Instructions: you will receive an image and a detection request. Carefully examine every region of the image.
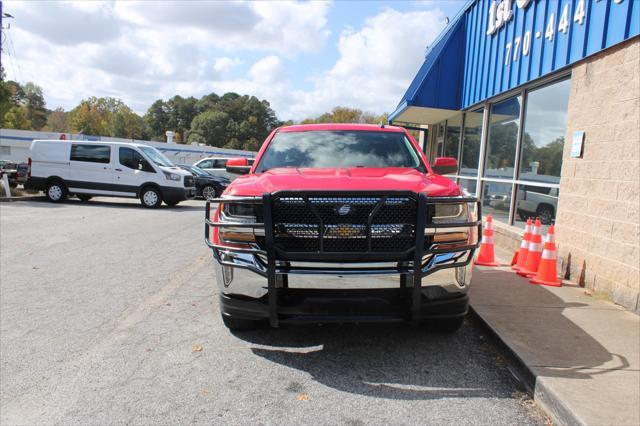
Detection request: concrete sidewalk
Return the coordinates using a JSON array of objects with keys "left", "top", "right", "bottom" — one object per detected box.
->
[{"left": 469, "top": 256, "right": 640, "bottom": 426}]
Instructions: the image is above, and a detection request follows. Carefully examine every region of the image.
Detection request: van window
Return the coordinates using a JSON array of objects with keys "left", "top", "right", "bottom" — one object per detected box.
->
[
  {"left": 119, "top": 147, "right": 155, "bottom": 172},
  {"left": 213, "top": 159, "right": 228, "bottom": 168},
  {"left": 70, "top": 144, "right": 111, "bottom": 164}
]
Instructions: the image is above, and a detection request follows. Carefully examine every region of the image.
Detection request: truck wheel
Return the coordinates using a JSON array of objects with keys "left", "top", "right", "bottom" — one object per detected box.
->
[
  {"left": 201, "top": 185, "right": 216, "bottom": 200},
  {"left": 140, "top": 187, "right": 162, "bottom": 208},
  {"left": 221, "top": 314, "right": 263, "bottom": 331},
  {"left": 46, "top": 180, "right": 67, "bottom": 202},
  {"left": 77, "top": 194, "right": 92, "bottom": 202},
  {"left": 431, "top": 317, "right": 464, "bottom": 333}
]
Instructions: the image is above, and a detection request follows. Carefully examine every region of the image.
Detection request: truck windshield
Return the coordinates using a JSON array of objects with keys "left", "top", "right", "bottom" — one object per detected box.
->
[
  {"left": 140, "top": 146, "right": 174, "bottom": 167},
  {"left": 256, "top": 131, "right": 423, "bottom": 172}
]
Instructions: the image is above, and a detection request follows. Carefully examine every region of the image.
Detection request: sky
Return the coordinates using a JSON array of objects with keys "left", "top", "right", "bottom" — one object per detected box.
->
[{"left": 1, "top": 0, "right": 466, "bottom": 121}]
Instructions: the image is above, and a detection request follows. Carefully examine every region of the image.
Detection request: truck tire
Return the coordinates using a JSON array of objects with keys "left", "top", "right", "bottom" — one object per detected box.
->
[
  {"left": 46, "top": 180, "right": 67, "bottom": 203},
  {"left": 431, "top": 317, "right": 464, "bottom": 333},
  {"left": 221, "top": 314, "right": 263, "bottom": 331},
  {"left": 140, "top": 186, "right": 162, "bottom": 208},
  {"left": 536, "top": 205, "right": 554, "bottom": 225}
]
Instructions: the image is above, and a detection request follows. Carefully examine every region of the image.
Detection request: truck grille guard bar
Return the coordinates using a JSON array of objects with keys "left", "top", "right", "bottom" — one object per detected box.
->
[{"left": 205, "top": 192, "right": 481, "bottom": 326}]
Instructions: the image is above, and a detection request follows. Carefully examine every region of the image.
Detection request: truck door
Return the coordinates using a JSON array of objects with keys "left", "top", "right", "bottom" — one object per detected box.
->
[
  {"left": 68, "top": 144, "right": 116, "bottom": 194},
  {"left": 115, "top": 147, "right": 157, "bottom": 196}
]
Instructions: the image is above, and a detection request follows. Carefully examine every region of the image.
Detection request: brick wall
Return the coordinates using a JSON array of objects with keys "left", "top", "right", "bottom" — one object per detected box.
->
[{"left": 557, "top": 37, "right": 640, "bottom": 312}]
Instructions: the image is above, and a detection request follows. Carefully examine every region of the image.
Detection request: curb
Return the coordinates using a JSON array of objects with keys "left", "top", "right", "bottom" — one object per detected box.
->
[
  {"left": 468, "top": 304, "right": 583, "bottom": 426},
  {"left": 0, "top": 196, "right": 45, "bottom": 202}
]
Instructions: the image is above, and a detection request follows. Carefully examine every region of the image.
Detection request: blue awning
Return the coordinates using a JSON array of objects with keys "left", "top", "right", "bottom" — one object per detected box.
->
[{"left": 389, "top": 15, "right": 467, "bottom": 125}]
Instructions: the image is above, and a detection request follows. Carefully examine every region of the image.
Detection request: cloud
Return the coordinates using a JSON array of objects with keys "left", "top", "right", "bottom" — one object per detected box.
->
[
  {"left": 248, "top": 56, "right": 285, "bottom": 85},
  {"left": 2, "top": 1, "right": 446, "bottom": 123},
  {"left": 5, "top": 1, "right": 122, "bottom": 46},
  {"left": 293, "top": 8, "right": 446, "bottom": 118},
  {"left": 213, "top": 57, "right": 242, "bottom": 75}
]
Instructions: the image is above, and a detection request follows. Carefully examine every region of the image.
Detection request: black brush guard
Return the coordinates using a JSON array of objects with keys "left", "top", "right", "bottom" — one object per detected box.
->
[{"left": 205, "top": 191, "right": 481, "bottom": 326}]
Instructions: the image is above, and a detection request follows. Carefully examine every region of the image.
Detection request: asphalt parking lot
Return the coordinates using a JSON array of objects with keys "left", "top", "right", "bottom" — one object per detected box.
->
[{"left": 1, "top": 197, "right": 547, "bottom": 425}]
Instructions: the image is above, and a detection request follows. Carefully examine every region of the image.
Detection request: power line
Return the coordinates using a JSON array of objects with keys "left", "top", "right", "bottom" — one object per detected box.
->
[{"left": 6, "top": 30, "right": 24, "bottom": 82}]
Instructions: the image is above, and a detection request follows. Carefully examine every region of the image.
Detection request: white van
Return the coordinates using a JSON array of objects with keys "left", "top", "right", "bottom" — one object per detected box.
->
[{"left": 25, "top": 140, "right": 196, "bottom": 208}]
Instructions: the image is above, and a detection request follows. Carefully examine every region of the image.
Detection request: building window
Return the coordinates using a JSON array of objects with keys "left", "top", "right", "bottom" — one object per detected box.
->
[
  {"left": 444, "top": 115, "right": 462, "bottom": 160},
  {"left": 482, "top": 181, "right": 513, "bottom": 224},
  {"left": 485, "top": 95, "right": 521, "bottom": 180},
  {"left": 460, "top": 108, "right": 483, "bottom": 177},
  {"left": 514, "top": 185, "right": 559, "bottom": 226},
  {"left": 517, "top": 78, "right": 571, "bottom": 184},
  {"left": 458, "top": 178, "right": 477, "bottom": 196}
]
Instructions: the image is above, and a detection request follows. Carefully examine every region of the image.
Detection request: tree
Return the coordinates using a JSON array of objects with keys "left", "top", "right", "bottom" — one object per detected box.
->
[
  {"left": 189, "top": 110, "right": 230, "bottom": 147},
  {"left": 0, "top": 67, "right": 12, "bottom": 127},
  {"left": 69, "top": 99, "right": 109, "bottom": 135},
  {"left": 111, "top": 106, "right": 146, "bottom": 139},
  {"left": 46, "top": 107, "right": 70, "bottom": 132},
  {"left": 23, "top": 82, "right": 47, "bottom": 130},
  {"left": 4, "top": 106, "right": 32, "bottom": 129},
  {"left": 144, "top": 99, "right": 168, "bottom": 141},
  {"left": 301, "top": 107, "right": 388, "bottom": 125}
]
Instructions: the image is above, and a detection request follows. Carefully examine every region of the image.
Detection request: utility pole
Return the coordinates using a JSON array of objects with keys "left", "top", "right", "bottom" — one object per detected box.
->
[{"left": 1, "top": 0, "right": 15, "bottom": 59}]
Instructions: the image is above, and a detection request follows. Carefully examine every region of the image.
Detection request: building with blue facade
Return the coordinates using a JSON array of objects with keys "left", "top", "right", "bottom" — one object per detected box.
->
[{"left": 391, "top": 0, "right": 639, "bottom": 311}]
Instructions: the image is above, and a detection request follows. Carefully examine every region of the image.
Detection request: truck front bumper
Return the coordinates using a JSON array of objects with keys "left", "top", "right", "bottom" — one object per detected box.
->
[
  {"left": 213, "top": 257, "right": 472, "bottom": 324},
  {"left": 206, "top": 192, "right": 481, "bottom": 326}
]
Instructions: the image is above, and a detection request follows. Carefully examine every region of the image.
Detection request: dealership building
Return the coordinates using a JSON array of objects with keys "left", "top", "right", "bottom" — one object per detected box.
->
[{"left": 390, "top": 0, "right": 639, "bottom": 311}]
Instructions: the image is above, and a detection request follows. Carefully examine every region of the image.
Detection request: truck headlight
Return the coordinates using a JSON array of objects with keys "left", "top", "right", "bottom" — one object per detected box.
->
[
  {"left": 218, "top": 203, "right": 257, "bottom": 243},
  {"left": 430, "top": 202, "right": 475, "bottom": 244},
  {"left": 163, "top": 171, "right": 181, "bottom": 181}
]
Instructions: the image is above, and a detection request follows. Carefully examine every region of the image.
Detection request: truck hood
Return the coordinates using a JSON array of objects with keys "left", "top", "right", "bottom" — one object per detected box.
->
[{"left": 225, "top": 167, "right": 461, "bottom": 197}]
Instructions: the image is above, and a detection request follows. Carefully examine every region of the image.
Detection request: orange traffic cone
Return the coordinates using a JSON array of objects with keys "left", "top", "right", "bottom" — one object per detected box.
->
[
  {"left": 530, "top": 225, "right": 561, "bottom": 287},
  {"left": 474, "top": 215, "right": 500, "bottom": 267},
  {"left": 518, "top": 218, "right": 542, "bottom": 277},
  {"left": 512, "top": 218, "right": 532, "bottom": 271}
]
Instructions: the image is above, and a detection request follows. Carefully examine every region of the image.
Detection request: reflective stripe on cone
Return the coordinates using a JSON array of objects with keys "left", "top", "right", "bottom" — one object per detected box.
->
[
  {"left": 512, "top": 218, "right": 532, "bottom": 271},
  {"left": 518, "top": 218, "right": 542, "bottom": 277},
  {"left": 530, "top": 225, "right": 561, "bottom": 287},
  {"left": 474, "top": 214, "right": 500, "bottom": 267}
]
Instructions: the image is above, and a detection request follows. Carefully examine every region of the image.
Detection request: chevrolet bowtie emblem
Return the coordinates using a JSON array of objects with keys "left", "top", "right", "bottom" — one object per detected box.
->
[{"left": 337, "top": 204, "right": 352, "bottom": 215}]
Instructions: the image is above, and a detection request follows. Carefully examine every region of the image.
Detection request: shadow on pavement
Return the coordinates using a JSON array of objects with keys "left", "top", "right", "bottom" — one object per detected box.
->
[
  {"left": 232, "top": 320, "right": 528, "bottom": 400},
  {"left": 470, "top": 268, "right": 631, "bottom": 380}
]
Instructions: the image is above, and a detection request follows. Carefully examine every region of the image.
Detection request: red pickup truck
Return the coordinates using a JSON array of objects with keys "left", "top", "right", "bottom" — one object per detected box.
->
[{"left": 205, "top": 124, "right": 480, "bottom": 332}]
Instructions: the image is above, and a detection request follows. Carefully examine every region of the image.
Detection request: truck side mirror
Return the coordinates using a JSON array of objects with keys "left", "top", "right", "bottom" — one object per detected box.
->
[
  {"left": 432, "top": 157, "right": 458, "bottom": 175},
  {"left": 226, "top": 157, "right": 251, "bottom": 175}
]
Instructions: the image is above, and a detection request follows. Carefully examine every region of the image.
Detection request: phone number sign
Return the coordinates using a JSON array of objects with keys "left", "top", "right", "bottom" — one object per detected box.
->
[{"left": 461, "top": 0, "right": 639, "bottom": 108}]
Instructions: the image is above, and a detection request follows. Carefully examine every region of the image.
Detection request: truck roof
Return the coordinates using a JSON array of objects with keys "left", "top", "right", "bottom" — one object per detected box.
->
[{"left": 277, "top": 123, "right": 407, "bottom": 133}]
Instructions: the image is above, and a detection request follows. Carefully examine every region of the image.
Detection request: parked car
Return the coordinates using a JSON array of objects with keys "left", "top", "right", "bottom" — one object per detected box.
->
[
  {"left": 194, "top": 156, "right": 254, "bottom": 179},
  {"left": 205, "top": 124, "right": 480, "bottom": 332},
  {"left": 15, "top": 163, "right": 29, "bottom": 186},
  {"left": 177, "top": 164, "right": 230, "bottom": 199},
  {"left": 516, "top": 186, "right": 558, "bottom": 224},
  {"left": 0, "top": 161, "right": 18, "bottom": 187},
  {"left": 24, "top": 140, "right": 196, "bottom": 207}
]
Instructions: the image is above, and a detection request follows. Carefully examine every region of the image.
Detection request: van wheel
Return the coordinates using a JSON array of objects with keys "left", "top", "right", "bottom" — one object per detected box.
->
[
  {"left": 46, "top": 181, "right": 67, "bottom": 202},
  {"left": 140, "top": 187, "right": 162, "bottom": 208},
  {"left": 77, "top": 194, "right": 92, "bottom": 202},
  {"left": 221, "top": 314, "right": 264, "bottom": 331}
]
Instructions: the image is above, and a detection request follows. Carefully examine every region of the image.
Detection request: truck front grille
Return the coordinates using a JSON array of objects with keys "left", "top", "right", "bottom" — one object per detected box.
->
[{"left": 271, "top": 194, "right": 417, "bottom": 254}]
